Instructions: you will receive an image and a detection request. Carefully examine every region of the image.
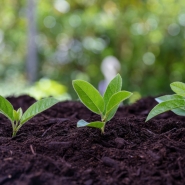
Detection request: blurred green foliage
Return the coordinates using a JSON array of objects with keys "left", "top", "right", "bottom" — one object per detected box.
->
[
  {"left": 0, "top": 0, "right": 185, "bottom": 98},
  {"left": 25, "top": 78, "right": 70, "bottom": 100}
]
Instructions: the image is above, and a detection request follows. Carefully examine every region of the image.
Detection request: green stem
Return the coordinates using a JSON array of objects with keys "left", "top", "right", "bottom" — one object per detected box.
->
[
  {"left": 11, "top": 121, "right": 15, "bottom": 137},
  {"left": 15, "top": 121, "right": 18, "bottom": 127},
  {"left": 11, "top": 121, "right": 17, "bottom": 137},
  {"left": 16, "top": 123, "right": 22, "bottom": 131},
  {"left": 101, "top": 122, "right": 106, "bottom": 134},
  {"left": 13, "top": 122, "right": 23, "bottom": 137},
  {"left": 12, "top": 130, "right": 17, "bottom": 137},
  {"left": 101, "top": 115, "right": 106, "bottom": 123}
]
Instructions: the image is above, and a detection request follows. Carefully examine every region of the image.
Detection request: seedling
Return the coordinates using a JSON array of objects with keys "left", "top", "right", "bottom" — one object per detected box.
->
[
  {"left": 0, "top": 96, "right": 60, "bottom": 137},
  {"left": 146, "top": 82, "right": 185, "bottom": 121},
  {"left": 72, "top": 74, "right": 133, "bottom": 133}
]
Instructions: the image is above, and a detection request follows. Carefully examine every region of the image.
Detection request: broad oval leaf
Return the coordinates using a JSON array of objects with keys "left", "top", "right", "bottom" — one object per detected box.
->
[
  {"left": 105, "top": 105, "right": 119, "bottom": 122},
  {"left": 77, "top": 119, "right": 105, "bottom": 132},
  {"left": 155, "top": 94, "right": 184, "bottom": 103},
  {"left": 103, "top": 74, "right": 122, "bottom": 110},
  {"left": 0, "top": 95, "right": 14, "bottom": 121},
  {"left": 73, "top": 80, "right": 104, "bottom": 115},
  {"left": 170, "top": 82, "right": 185, "bottom": 96},
  {"left": 20, "top": 97, "right": 60, "bottom": 125},
  {"left": 105, "top": 91, "right": 132, "bottom": 118},
  {"left": 155, "top": 95, "right": 185, "bottom": 116},
  {"left": 146, "top": 99, "right": 185, "bottom": 121},
  {"left": 172, "top": 108, "right": 185, "bottom": 116}
]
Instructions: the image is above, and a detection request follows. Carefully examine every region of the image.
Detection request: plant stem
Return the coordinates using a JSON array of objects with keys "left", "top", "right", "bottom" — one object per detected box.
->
[
  {"left": 15, "top": 121, "right": 18, "bottom": 127},
  {"left": 11, "top": 121, "right": 16, "bottom": 137},
  {"left": 11, "top": 121, "right": 19, "bottom": 137},
  {"left": 12, "top": 130, "right": 17, "bottom": 137},
  {"left": 101, "top": 116, "right": 106, "bottom": 123},
  {"left": 101, "top": 122, "right": 105, "bottom": 134}
]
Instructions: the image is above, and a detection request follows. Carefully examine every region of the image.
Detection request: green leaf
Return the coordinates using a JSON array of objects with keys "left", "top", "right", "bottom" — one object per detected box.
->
[
  {"left": 17, "top": 108, "right": 23, "bottom": 120},
  {"left": 155, "top": 94, "right": 184, "bottom": 103},
  {"left": 0, "top": 95, "right": 14, "bottom": 121},
  {"left": 103, "top": 74, "right": 122, "bottom": 110},
  {"left": 155, "top": 95, "right": 185, "bottom": 116},
  {"left": 172, "top": 108, "right": 185, "bottom": 116},
  {"left": 77, "top": 119, "right": 105, "bottom": 132},
  {"left": 20, "top": 97, "right": 59, "bottom": 125},
  {"left": 13, "top": 108, "right": 23, "bottom": 121},
  {"left": 13, "top": 110, "right": 19, "bottom": 122},
  {"left": 105, "top": 105, "right": 119, "bottom": 122},
  {"left": 77, "top": 119, "right": 89, "bottom": 127},
  {"left": 105, "top": 91, "right": 132, "bottom": 119},
  {"left": 170, "top": 82, "right": 185, "bottom": 96},
  {"left": 146, "top": 99, "right": 185, "bottom": 121},
  {"left": 72, "top": 80, "right": 104, "bottom": 115}
]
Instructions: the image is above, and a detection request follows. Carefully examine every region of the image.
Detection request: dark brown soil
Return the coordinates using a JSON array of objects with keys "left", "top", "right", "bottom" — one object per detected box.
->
[{"left": 1, "top": 95, "right": 185, "bottom": 185}]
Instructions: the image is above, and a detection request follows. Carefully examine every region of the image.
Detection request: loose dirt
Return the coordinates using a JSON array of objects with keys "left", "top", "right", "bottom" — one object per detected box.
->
[{"left": 0, "top": 95, "right": 185, "bottom": 185}]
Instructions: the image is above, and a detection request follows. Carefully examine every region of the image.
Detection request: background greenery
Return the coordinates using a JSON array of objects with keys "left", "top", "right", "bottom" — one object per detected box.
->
[{"left": 0, "top": 0, "right": 185, "bottom": 99}]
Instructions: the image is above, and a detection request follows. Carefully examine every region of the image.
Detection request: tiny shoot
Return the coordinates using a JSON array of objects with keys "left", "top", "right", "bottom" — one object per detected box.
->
[
  {"left": 146, "top": 82, "right": 185, "bottom": 121},
  {"left": 72, "top": 74, "right": 133, "bottom": 133},
  {"left": 0, "top": 96, "right": 60, "bottom": 137}
]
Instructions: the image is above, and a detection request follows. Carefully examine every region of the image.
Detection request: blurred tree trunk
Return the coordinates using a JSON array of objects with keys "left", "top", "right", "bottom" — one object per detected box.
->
[{"left": 26, "top": 0, "right": 38, "bottom": 83}]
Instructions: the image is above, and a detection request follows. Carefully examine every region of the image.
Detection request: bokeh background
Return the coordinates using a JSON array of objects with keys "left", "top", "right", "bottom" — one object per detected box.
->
[{"left": 1, "top": 0, "right": 185, "bottom": 101}]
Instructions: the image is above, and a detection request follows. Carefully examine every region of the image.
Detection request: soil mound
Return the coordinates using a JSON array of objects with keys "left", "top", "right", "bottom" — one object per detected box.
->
[{"left": 0, "top": 95, "right": 185, "bottom": 185}]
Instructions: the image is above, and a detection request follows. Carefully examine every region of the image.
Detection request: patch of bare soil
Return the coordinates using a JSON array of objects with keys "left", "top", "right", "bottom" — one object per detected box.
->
[{"left": 0, "top": 95, "right": 185, "bottom": 185}]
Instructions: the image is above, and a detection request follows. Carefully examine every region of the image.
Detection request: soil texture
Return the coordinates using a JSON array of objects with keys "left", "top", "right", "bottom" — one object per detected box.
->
[{"left": 0, "top": 95, "right": 185, "bottom": 185}]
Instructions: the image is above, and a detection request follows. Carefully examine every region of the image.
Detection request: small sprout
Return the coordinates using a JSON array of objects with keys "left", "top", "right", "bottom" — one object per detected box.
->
[
  {"left": 0, "top": 96, "right": 60, "bottom": 137},
  {"left": 13, "top": 108, "right": 23, "bottom": 122},
  {"left": 73, "top": 74, "right": 133, "bottom": 133},
  {"left": 146, "top": 82, "right": 185, "bottom": 122}
]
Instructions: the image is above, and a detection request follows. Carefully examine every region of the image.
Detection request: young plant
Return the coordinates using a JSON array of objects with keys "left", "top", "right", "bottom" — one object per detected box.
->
[
  {"left": 72, "top": 74, "right": 133, "bottom": 133},
  {"left": 0, "top": 96, "right": 60, "bottom": 137},
  {"left": 146, "top": 82, "right": 185, "bottom": 122}
]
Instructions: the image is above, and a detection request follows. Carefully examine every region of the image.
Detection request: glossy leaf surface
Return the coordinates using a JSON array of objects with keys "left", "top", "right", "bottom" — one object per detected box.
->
[
  {"left": 103, "top": 74, "right": 122, "bottom": 110},
  {"left": 105, "top": 91, "right": 132, "bottom": 118},
  {"left": 0, "top": 95, "right": 14, "bottom": 121},
  {"left": 170, "top": 82, "right": 185, "bottom": 96},
  {"left": 20, "top": 97, "right": 59, "bottom": 125},
  {"left": 73, "top": 80, "right": 104, "bottom": 115},
  {"left": 155, "top": 94, "right": 184, "bottom": 103},
  {"left": 155, "top": 94, "right": 185, "bottom": 116},
  {"left": 146, "top": 99, "right": 185, "bottom": 121},
  {"left": 105, "top": 105, "right": 119, "bottom": 122},
  {"left": 77, "top": 119, "right": 105, "bottom": 132}
]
